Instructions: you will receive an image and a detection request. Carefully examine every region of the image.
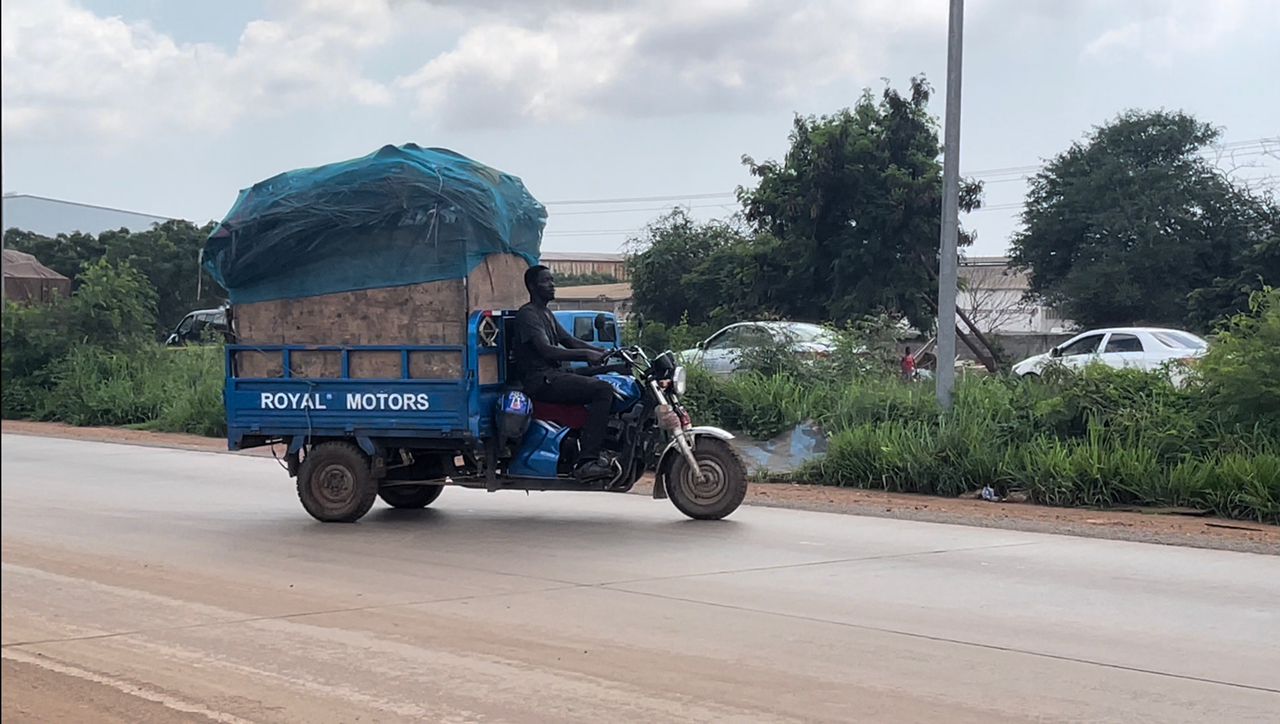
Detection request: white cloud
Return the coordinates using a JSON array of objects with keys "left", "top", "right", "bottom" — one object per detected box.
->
[
  {"left": 396, "top": 0, "right": 946, "bottom": 128},
  {"left": 20, "top": 0, "right": 1269, "bottom": 144},
  {"left": 1082, "top": 0, "right": 1277, "bottom": 66},
  {"left": 1, "top": 0, "right": 394, "bottom": 141}
]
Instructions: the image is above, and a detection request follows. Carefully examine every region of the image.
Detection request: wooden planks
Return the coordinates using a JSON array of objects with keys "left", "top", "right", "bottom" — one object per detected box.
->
[{"left": 232, "top": 253, "right": 527, "bottom": 379}]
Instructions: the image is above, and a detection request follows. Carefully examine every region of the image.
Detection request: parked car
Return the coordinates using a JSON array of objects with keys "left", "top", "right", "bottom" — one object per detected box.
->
[
  {"left": 1011, "top": 327, "right": 1208, "bottom": 377},
  {"left": 166, "top": 307, "right": 229, "bottom": 346},
  {"left": 678, "top": 321, "right": 837, "bottom": 375}
]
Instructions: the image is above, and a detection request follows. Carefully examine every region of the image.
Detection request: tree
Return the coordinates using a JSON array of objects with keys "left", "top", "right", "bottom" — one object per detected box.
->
[
  {"left": 4, "top": 220, "right": 221, "bottom": 334},
  {"left": 1010, "top": 110, "right": 1279, "bottom": 331},
  {"left": 3, "top": 259, "right": 158, "bottom": 417},
  {"left": 1186, "top": 230, "right": 1280, "bottom": 331},
  {"left": 739, "top": 76, "right": 982, "bottom": 331},
  {"left": 626, "top": 209, "right": 752, "bottom": 326}
]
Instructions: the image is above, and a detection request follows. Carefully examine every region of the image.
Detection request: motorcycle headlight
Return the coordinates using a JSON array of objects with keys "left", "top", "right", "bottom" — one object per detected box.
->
[{"left": 672, "top": 366, "right": 687, "bottom": 396}]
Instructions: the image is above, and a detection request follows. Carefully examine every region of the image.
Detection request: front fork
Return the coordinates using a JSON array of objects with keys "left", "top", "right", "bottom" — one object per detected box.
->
[{"left": 651, "top": 382, "right": 705, "bottom": 483}]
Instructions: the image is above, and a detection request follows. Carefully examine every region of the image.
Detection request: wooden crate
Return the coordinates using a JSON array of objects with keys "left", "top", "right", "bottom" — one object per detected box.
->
[{"left": 232, "top": 253, "right": 527, "bottom": 379}]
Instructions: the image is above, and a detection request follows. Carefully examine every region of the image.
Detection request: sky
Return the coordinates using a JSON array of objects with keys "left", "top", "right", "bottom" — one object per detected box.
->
[{"left": 2, "top": 0, "right": 1278, "bottom": 257}]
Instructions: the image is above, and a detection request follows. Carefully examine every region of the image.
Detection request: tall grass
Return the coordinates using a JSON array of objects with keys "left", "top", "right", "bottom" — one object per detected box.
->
[
  {"left": 690, "top": 365, "right": 1280, "bottom": 523},
  {"left": 32, "top": 345, "right": 225, "bottom": 436}
]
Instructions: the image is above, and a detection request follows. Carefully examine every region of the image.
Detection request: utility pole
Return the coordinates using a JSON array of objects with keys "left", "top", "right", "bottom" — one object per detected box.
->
[{"left": 936, "top": 0, "right": 965, "bottom": 410}]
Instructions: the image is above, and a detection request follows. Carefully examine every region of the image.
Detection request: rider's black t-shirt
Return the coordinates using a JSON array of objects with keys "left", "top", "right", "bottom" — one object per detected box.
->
[{"left": 512, "top": 302, "right": 571, "bottom": 384}]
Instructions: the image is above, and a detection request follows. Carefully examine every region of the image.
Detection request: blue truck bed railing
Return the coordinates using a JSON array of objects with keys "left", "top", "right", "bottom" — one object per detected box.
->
[{"left": 224, "top": 312, "right": 510, "bottom": 452}]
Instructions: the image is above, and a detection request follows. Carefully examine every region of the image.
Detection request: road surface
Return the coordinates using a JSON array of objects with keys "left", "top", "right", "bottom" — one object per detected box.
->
[{"left": 2, "top": 434, "right": 1278, "bottom": 723}]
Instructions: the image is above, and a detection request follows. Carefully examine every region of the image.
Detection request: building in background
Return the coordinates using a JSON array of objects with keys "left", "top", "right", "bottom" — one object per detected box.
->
[
  {"left": 541, "top": 251, "right": 627, "bottom": 281},
  {"left": 958, "top": 256, "right": 1072, "bottom": 335},
  {"left": 941, "top": 256, "right": 1074, "bottom": 365},
  {"left": 549, "top": 282, "right": 633, "bottom": 322},
  {"left": 3, "top": 249, "right": 71, "bottom": 304},
  {"left": 2, "top": 194, "right": 175, "bottom": 237}
]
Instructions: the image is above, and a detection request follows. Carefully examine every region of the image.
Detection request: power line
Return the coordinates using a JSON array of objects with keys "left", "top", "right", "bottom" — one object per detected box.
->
[
  {"left": 552, "top": 202, "right": 738, "bottom": 217},
  {"left": 535, "top": 136, "right": 1278, "bottom": 224},
  {"left": 543, "top": 191, "right": 736, "bottom": 206},
  {"left": 544, "top": 229, "right": 642, "bottom": 236}
]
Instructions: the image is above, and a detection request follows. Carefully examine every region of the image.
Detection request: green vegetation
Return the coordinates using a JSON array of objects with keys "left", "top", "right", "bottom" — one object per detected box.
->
[
  {"left": 682, "top": 293, "right": 1280, "bottom": 524},
  {"left": 4, "top": 219, "right": 222, "bottom": 334},
  {"left": 628, "top": 76, "right": 983, "bottom": 332},
  {"left": 2, "top": 259, "right": 224, "bottom": 436},
  {"left": 1009, "top": 110, "right": 1278, "bottom": 331}
]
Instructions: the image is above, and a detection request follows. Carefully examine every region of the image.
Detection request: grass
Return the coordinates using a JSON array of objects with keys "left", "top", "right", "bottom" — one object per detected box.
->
[
  {"left": 26, "top": 344, "right": 226, "bottom": 437},
  {"left": 688, "top": 365, "right": 1280, "bottom": 524}
]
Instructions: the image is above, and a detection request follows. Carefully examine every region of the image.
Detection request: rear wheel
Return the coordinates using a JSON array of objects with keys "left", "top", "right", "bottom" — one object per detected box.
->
[
  {"left": 296, "top": 442, "right": 378, "bottom": 523},
  {"left": 666, "top": 437, "right": 748, "bottom": 521},
  {"left": 378, "top": 485, "right": 444, "bottom": 509}
]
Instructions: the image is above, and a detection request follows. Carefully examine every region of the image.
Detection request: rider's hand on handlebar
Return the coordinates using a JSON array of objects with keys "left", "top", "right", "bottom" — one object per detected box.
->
[{"left": 585, "top": 349, "right": 610, "bottom": 365}]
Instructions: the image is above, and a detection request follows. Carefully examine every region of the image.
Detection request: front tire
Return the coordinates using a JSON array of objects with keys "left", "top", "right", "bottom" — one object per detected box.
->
[
  {"left": 378, "top": 485, "right": 444, "bottom": 509},
  {"left": 296, "top": 442, "right": 378, "bottom": 523},
  {"left": 667, "top": 437, "right": 748, "bottom": 521}
]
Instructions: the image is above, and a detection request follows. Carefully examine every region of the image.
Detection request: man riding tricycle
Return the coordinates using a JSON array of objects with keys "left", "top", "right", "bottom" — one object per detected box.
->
[
  {"left": 222, "top": 266, "right": 748, "bottom": 524},
  {"left": 208, "top": 144, "right": 748, "bottom": 523}
]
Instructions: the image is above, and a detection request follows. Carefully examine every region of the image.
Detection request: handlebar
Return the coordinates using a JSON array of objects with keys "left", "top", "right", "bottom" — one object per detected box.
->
[{"left": 573, "top": 346, "right": 646, "bottom": 377}]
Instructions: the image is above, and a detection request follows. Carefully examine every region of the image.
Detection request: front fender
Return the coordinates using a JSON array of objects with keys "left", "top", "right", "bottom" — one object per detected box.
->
[{"left": 652, "top": 426, "right": 735, "bottom": 499}]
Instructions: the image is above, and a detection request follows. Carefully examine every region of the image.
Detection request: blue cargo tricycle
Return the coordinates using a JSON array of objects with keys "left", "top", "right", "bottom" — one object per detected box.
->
[{"left": 224, "top": 310, "right": 748, "bottom": 523}]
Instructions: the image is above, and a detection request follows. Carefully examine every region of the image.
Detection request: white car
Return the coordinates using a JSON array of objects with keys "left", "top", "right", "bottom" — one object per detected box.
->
[
  {"left": 1012, "top": 327, "right": 1208, "bottom": 378},
  {"left": 678, "top": 321, "right": 837, "bottom": 375}
]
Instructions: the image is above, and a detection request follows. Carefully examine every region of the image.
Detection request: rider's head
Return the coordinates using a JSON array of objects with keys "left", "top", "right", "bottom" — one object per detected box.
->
[{"left": 524, "top": 265, "right": 556, "bottom": 303}]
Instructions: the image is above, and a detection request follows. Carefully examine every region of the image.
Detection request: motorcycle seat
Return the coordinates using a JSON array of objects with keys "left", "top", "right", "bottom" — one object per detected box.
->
[{"left": 532, "top": 401, "right": 590, "bottom": 430}]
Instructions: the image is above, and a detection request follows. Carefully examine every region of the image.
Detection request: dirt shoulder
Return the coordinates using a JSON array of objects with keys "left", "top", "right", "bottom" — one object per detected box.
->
[
  {"left": 1, "top": 658, "right": 206, "bottom": 724},
  {"left": 5, "top": 420, "right": 1277, "bottom": 555}
]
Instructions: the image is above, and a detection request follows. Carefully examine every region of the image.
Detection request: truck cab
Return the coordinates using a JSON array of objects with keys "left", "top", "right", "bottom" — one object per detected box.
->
[{"left": 553, "top": 310, "right": 620, "bottom": 350}]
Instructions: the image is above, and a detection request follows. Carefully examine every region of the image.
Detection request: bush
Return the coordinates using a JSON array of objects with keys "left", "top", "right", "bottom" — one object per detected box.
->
[
  {"left": 34, "top": 345, "right": 225, "bottom": 435},
  {"left": 690, "top": 356, "right": 1279, "bottom": 522},
  {"left": 1196, "top": 287, "right": 1280, "bottom": 431},
  {"left": 3, "top": 260, "right": 158, "bottom": 418}
]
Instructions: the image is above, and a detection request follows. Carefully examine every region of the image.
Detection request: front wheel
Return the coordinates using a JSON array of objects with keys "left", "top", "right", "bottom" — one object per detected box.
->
[
  {"left": 666, "top": 437, "right": 748, "bottom": 521},
  {"left": 378, "top": 485, "right": 444, "bottom": 509}
]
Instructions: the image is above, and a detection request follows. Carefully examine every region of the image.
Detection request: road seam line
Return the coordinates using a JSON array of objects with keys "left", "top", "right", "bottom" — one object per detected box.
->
[
  {"left": 596, "top": 541, "right": 1044, "bottom": 585},
  {"left": 596, "top": 586, "right": 1280, "bottom": 695}
]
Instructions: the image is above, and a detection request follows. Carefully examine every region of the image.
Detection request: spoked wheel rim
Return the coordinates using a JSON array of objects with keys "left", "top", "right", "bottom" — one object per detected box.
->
[
  {"left": 313, "top": 463, "right": 356, "bottom": 506},
  {"left": 679, "top": 455, "right": 730, "bottom": 504}
]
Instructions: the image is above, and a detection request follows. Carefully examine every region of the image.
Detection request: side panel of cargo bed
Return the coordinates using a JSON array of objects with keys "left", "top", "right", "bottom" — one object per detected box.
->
[{"left": 224, "top": 343, "right": 496, "bottom": 450}]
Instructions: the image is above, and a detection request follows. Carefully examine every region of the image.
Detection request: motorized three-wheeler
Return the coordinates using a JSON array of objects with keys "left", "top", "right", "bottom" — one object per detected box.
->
[{"left": 224, "top": 310, "right": 749, "bottom": 523}]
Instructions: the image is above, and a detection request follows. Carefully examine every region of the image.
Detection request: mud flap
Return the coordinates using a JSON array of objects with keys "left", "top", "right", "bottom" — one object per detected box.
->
[{"left": 652, "top": 470, "right": 669, "bottom": 499}]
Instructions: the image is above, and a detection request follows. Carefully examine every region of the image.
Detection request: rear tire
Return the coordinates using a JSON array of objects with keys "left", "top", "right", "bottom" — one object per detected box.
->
[
  {"left": 296, "top": 442, "right": 378, "bottom": 523},
  {"left": 378, "top": 485, "right": 444, "bottom": 509},
  {"left": 666, "top": 437, "right": 748, "bottom": 521}
]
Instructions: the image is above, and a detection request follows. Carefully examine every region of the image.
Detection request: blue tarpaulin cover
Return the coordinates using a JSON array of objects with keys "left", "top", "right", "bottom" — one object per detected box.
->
[{"left": 203, "top": 144, "right": 545, "bottom": 303}]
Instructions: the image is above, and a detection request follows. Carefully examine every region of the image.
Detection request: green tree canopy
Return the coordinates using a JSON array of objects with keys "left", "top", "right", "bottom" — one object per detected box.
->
[
  {"left": 628, "top": 76, "right": 981, "bottom": 332},
  {"left": 1010, "top": 110, "right": 1278, "bottom": 330},
  {"left": 740, "top": 76, "right": 982, "bottom": 330},
  {"left": 4, "top": 219, "right": 221, "bottom": 334},
  {"left": 626, "top": 209, "right": 754, "bottom": 326}
]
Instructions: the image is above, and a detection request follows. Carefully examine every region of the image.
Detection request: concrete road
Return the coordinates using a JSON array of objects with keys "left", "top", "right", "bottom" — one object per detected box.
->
[{"left": 2, "top": 434, "right": 1278, "bottom": 723}]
